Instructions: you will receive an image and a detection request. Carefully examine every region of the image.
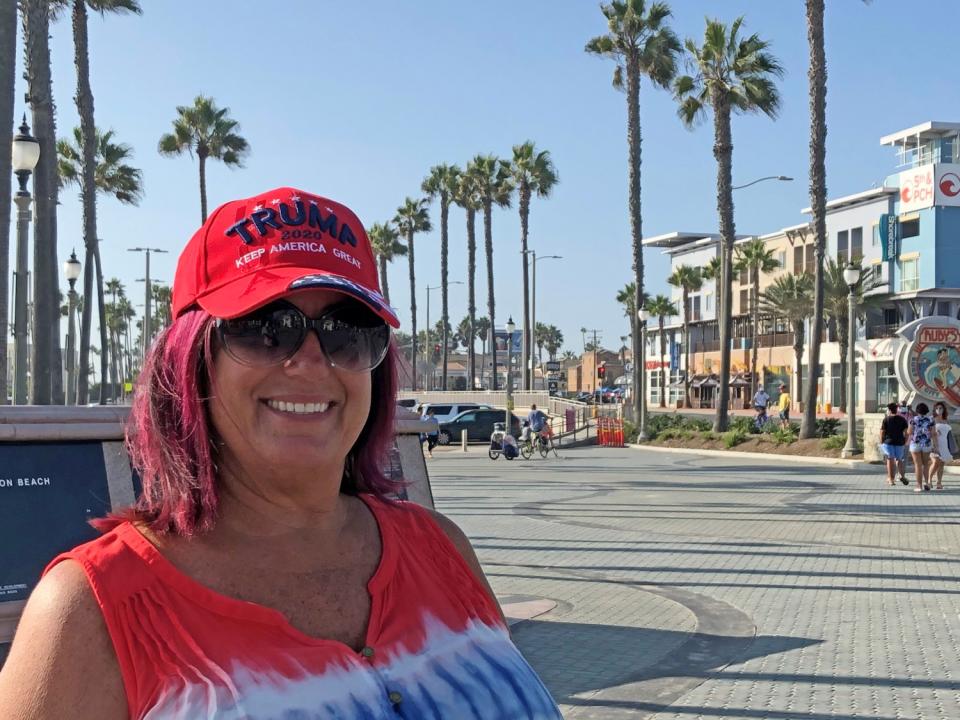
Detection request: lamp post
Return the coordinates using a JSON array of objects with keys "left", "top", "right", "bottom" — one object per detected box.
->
[
  {"left": 505, "top": 316, "right": 515, "bottom": 430},
  {"left": 731, "top": 175, "right": 793, "bottom": 191},
  {"left": 63, "top": 250, "right": 81, "bottom": 405},
  {"left": 11, "top": 114, "right": 40, "bottom": 405},
  {"left": 521, "top": 250, "right": 562, "bottom": 390},
  {"left": 425, "top": 281, "right": 463, "bottom": 391},
  {"left": 841, "top": 263, "right": 861, "bottom": 458},
  {"left": 128, "top": 246, "right": 168, "bottom": 361},
  {"left": 638, "top": 307, "right": 650, "bottom": 441}
]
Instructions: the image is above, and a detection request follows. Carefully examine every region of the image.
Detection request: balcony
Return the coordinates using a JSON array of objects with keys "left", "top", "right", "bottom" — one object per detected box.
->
[{"left": 866, "top": 323, "right": 899, "bottom": 340}]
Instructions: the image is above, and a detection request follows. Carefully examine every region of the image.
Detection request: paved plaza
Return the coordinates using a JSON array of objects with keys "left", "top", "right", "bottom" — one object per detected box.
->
[{"left": 428, "top": 445, "right": 960, "bottom": 719}]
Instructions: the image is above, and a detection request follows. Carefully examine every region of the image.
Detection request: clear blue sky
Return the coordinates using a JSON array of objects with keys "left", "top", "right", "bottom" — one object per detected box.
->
[{"left": 10, "top": 0, "right": 960, "bottom": 357}]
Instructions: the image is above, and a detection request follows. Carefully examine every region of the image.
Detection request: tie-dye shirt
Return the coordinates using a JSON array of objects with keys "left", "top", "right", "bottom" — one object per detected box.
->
[{"left": 45, "top": 495, "right": 560, "bottom": 719}]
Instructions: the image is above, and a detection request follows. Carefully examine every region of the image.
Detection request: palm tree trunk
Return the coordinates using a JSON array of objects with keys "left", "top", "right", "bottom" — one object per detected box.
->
[
  {"left": 658, "top": 317, "right": 667, "bottom": 408},
  {"left": 73, "top": 0, "right": 99, "bottom": 405},
  {"left": 198, "top": 152, "right": 208, "bottom": 223},
  {"left": 712, "top": 93, "right": 735, "bottom": 432},
  {"left": 751, "top": 269, "right": 760, "bottom": 398},
  {"left": 801, "top": 0, "right": 828, "bottom": 439},
  {"left": 406, "top": 229, "right": 417, "bottom": 391},
  {"left": 23, "top": 0, "right": 59, "bottom": 404},
  {"left": 378, "top": 255, "right": 390, "bottom": 306},
  {"left": 794, "top": 322, "right": 805, "bottom": 407},
  {"left": 0, "top": 0, "right": 15, "bottom": 404},
  {"left": 484, "top": 201, "right": 497, "bottom": 391},
  {"left": 466, "top": 208, "right": 477, "bottom": 390},
  {"left": 682, "top": 291, "right": 690, "bottom": 408},
  {"left": 94, "top": 246, "right": 108, "bottom": 403},
  {"left": 440, "top": 194, "right": 450, "bottom": 390},
  {"left": 519, "top": 183, "right": 531, "bottom": 391},
  {"left": 626, "top": 58, "right": 644, "bottom": 430}
]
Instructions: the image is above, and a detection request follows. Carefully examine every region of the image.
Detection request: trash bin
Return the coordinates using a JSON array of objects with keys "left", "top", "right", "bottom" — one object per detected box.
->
[{"left": 825, "top": 402, "right": 832, "bottom": 414}]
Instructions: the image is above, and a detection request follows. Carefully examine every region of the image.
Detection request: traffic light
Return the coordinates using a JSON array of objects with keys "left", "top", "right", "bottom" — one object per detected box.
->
[{"left": 597, "top": 364, "right": 606, "bottom": 380}]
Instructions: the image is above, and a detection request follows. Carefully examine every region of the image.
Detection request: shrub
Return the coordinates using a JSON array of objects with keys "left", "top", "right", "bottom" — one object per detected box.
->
[
  {"left": 815, "top": 418, "right": 841, "bottom": 438},
  {"left": 623, "top": 420, "right": 639, "bottom": 444},
  {"left": 685, "top": 418, "right": 712, "bottom": 432},
  {"left": 728, "top": 416, "right": 755, "bottom": 435},
  {"left": 647, "top": 414, "right": 685, "bottom": 439},
  {"left": 770, "top": 426, "right": 798, "bottom": 445},
  {"left": 722, "top": 428, "right": 748, "bottom": 448},
  {"left": 702, "top": 430, "right": 719, "bottom": 441},
  {"left": 822, "top": 434, "right": 846, "bottom": 451}
]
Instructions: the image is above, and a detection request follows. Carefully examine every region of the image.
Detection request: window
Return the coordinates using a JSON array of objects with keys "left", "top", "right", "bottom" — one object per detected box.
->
[
  {"left": 740, "top": 289, "right": 749, "bottom": 314},
  {"left": 692, "top": 296, "right": 702, "bottom": 321},
  {"left": 876, "top": 362, "right": 898, "bottom": 409},
  {"left": 705, "top": 293, "right": 713, "bottom": 312},
  {"left": 901, "top": 217, "right": 920, "bottom": 238},
  {"left": 458, "top": 412, "right": 477, "bottom": 423},
  {"left": 776, "top": 250, "right": 786, "bottom": 269},
  {"left": 937, "top": 302, "right": 951, "bottom": 317},
  {"left": 739, "top": 267, "right": 748, "bottom": 285},
  {"left": 900, "top": 257, "right": 919, "bottom": 292},
  {"left": 794, "top": 246, "right": 804, "bottom": 274},
  {"left": 837, "top": 230, "right": 849, "bottom": 263},
  {"left": 851, "top": 227, "right": 863, "bottom": 261},
  {"left": 872, "top": 224, "right": 880, "bottom": 247},
  {"left": 805, "top": 244, "right": 816, "bottom": 274}
]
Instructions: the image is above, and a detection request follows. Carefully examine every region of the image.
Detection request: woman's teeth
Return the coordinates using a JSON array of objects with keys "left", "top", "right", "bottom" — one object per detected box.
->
[{"left": 266, "top": 400, "right": 330, "bottom": 414}]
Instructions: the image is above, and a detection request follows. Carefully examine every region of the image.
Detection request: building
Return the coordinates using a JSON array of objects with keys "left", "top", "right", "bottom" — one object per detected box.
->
[{"left": 643, "top": 120, "right": 960, "bottom": 413}]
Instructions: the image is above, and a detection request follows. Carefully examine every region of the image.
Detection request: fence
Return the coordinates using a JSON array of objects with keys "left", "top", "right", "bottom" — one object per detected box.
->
[{"left": 597, "top": 417, "right": 625, "bottom": 447}]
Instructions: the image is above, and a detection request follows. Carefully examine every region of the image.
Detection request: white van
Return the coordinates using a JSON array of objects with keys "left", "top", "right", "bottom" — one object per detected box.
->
[{"left": 418, "top": 402, "right": 491, "bottom": 424}]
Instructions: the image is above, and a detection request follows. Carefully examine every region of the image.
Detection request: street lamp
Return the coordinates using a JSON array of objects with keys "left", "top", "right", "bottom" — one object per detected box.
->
[
  {"left": 731, "top": 175, "right": 793, "bottom": 191},
  {"left": 12, "top": 114, "right": 40, "bottom": 405},
  {"left": 638, "top": 307, "right": 650, "bottom": 441},
  {"left": 425, "top": 281, "right": 464, "bottom": 391},
  {"left": 63, "top": 250, "right": 82, "bottom": 405},
  {"left": 522, "top": 250, "right": 562, "bottom": 390},
  {"left": 128, "top": 246, "right": 168, "bottom": 361},
  {"left": 841, "top": 263, "right": 861, "bottom": 458},
  {"left": 506, "top": 315, "right": 515, "bottom": 431}
]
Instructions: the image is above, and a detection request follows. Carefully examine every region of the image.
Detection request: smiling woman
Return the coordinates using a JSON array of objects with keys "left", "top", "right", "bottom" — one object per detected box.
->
[{"left": 0, "top": 188, "right": 560, "bottom": 720}]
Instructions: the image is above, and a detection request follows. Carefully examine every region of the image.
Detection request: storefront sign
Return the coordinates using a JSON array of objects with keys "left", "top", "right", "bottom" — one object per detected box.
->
[
  {"left": 669, "top": 342, "right": 679, "bottom": 371},
  {"left": 645, "top": 360, "right": 669, "bottom": 369},
  {"left": 879, "top": 213, "right": 900, "bottom": 261},
  {"left": 894, "top": 317, "right": 960, "bottom": 406},
  {"left": 936, "top": 163, "right": 960, "bottom": 206},
  {"left": 898, "top": 163, "right": 935, "bottom": 213}
]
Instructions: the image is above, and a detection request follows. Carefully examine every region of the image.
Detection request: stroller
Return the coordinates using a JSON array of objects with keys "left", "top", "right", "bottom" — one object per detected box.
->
[{"left": 489, "top": 422, "right": 519, "bottom": 460}]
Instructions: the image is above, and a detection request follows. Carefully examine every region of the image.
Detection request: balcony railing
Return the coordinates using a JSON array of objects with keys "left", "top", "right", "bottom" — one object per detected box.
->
[{"left": 866, "top": 323, "right": 899, "bottom": 340}]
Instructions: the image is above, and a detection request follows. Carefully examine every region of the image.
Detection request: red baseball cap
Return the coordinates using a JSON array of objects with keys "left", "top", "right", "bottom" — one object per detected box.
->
[{"left": 172, "top": 187, "right": 400, "bottom": 327}]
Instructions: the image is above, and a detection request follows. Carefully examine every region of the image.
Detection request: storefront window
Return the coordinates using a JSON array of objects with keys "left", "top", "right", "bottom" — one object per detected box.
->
[
  {"left": 900, "top": 257, "right": 919, "bottom": 292},
  {"left": 876, "top": 362, "right": 898, "bottom": 408}
]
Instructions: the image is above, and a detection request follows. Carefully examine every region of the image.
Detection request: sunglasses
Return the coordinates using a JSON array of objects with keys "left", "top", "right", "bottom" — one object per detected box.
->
[{"left": 215, "top": 300, "right": 390, "bottom": 372}]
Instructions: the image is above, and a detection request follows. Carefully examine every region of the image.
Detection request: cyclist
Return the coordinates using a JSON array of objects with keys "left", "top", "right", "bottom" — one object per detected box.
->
[{"left": 752, "top": 387, "right": 770, "bottom": 431}]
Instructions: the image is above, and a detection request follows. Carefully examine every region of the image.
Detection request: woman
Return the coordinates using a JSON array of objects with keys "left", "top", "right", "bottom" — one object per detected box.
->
[
  {"left": 0, "top": 188, "right": 560, "bottom": 719},
  {"left": 906, "top": 401, "right": 935, "bottom": 492},
  {"left": 930, "top": 401, "right": 953, "bottom": 490}
]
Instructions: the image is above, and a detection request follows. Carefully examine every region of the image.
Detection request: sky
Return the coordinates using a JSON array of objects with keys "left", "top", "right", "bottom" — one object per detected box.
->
[{"left": 9, "top": 0, "right": 960, "bottom": 358}]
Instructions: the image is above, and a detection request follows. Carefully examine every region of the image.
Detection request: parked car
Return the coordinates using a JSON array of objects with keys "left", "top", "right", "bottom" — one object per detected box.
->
[
  {"left": 418, "top": 402, "right": 492, "bottom": 425},
  {"left": 574, "top": 391, "right": 594, "bottom": 404},
  {"left": 437, "top": 409, "right": 521, "bottom": 445},
  {"left": 397, "top": 398, "right": 419, "bottom": 412}
]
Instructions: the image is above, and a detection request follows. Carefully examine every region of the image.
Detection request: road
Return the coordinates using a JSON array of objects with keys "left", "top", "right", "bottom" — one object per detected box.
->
[{"left": 427, "top": 445, "right": 960, "bottom": 719}]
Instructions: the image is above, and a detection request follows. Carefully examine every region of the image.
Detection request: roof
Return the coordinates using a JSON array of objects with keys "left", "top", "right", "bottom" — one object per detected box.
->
[
  {"left": 758, "top": 222, "right": 811, "bottom": 241},
  {"left": 801, "top": 187, "right": 897, "bottom": 215},
  {"left": 642, "top": 231, "right": 718, "bottom": 248},
  {"left": 880, "top": 121, "right": 960, "bottom": 147}
]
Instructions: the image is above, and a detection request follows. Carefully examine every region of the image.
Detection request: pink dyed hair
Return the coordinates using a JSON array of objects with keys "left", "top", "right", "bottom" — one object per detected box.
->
[{"left": 95, "top": 307, "right": 402, "bottom": 536}]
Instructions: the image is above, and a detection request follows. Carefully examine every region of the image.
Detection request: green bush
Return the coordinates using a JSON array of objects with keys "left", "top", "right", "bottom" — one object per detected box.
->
[
  {"left": 685, "top": 418, "right": 712, "bottom": 432},
  {"left": 728, "top": 416, "right": 755, "bottom": 435},
  {"left": 623, "top": 420, "right": 639, "bottom": 444},
  {"left": 815, "top": 418, "right": 841, "bottom": 438},
  {"left": 722, "top": 428, "right": 748, "bottom": 448},
  {"left": 647, "top": 414, "right": 685, "bottom": 439},
  {"left": 770, "top": 426, "right": 798, "bottom": 445},
  {"left": 822, "top": 434, "right": 846, "bottom": 450},
  {"left": 702, "top": 430, "right": 719, "bottom": 441}
]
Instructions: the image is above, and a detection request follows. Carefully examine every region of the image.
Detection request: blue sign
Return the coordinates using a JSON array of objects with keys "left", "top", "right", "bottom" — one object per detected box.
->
[
  {"left": 880, "top": 213, "right": 900, "bottom": 261},
  {"left": 670, "top": 341, "right": 680, "bottom": 371}
]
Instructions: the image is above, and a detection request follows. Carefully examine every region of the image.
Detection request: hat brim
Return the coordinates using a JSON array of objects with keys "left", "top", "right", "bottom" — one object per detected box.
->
[{"left": 195, "top": 267, "right": 401, "bottom": 328}]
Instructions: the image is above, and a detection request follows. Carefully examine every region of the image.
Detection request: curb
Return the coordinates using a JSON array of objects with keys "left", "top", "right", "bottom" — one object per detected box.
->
[{"left": 628, "top": 442, "right": 873, "bottom": 467}]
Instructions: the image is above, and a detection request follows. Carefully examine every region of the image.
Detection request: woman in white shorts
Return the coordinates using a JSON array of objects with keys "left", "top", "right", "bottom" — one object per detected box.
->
[
  {"left": 930, "top": 401, "right": 952, "bottom": 490},
  {"left": 906, "top": 402, "right": 935, "bottom": 492}
]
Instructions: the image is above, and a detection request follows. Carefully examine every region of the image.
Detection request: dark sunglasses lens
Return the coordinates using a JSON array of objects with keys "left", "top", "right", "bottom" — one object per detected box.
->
[
  {"left": 220, "top": 307, "right": 304, "bottom": 364},
  {"left": 320, "top": 311, "right": 390, "bottom": 371}
]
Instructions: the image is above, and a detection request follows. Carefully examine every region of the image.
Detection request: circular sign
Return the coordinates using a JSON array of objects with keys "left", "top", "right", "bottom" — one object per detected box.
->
[{"left": 895, "top": 318, "right": 960, "bottom": 405}]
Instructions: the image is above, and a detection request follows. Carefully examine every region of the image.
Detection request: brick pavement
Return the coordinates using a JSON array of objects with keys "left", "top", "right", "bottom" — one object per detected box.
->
[{"left": 428, "top": 445, "right": 960, "bottom": 719}]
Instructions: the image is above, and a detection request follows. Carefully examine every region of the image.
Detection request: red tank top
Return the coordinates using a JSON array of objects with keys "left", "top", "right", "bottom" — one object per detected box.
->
[{"left": 45, "top": 494, "right": 560, "bottom": 719}]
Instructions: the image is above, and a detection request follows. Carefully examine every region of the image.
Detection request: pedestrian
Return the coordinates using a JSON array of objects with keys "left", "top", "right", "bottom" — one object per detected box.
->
[
  {"left": 777, "top": 382, "right": 791, "bottom": 429},
  {"left": 930, "top": 401, "right": 955, "bottom": 490},
  {"left": 0, "top": 187, "right": 560, "bottom": 718},
  {"left": 898, "top": 398, "right": 913, "bottom": 421},
  {"left": 879, "top": 402, "right": 909, "bottom": 486},
  {"left": 420, "top": 408, "right": 439, "bottom": 458},
  {"left": 905, "top": 401, "right": 935, "bottom": 492}
]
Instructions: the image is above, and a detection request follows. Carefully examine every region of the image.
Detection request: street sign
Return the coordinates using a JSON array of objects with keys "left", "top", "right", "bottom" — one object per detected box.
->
[
  {"left": 545, "top": 360, "right": 561, "bottom": 372},
  {"left": 624, "top": 362, "right": 633, "bottom": 373},
  {"left": 547, "top": 381, "right": 558, "bottom": 392},
  {"left": 880, "top": 213, "right": 900, "bottom": 261}
]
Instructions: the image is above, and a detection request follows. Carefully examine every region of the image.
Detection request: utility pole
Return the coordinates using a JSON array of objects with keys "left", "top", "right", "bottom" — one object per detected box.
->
[
  {"left": 588, "top": 328, "right": 603, "bottom": 395},
  {"left": 128, "top": 247, "right": 167, "bottom": 361}
]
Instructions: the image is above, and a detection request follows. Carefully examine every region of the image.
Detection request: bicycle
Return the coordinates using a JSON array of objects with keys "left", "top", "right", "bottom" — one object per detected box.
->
[{"left": 535, "top": 428, "right": 559, "bottom": 458}]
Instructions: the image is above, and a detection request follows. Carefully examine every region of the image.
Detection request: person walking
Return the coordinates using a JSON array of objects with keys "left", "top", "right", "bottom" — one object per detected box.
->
[
  {"left": 777, "top": 383, "right": 791, "bottom": 429},
  {"left": 906, "top": 402, "right": 935, "bottom": 492},
  {"left": 879, "top": 402, "right": 909, "bottom": 486},
  {"left": 420, "top": 408, "right": 440, "bottom": 458},
  {"left": 930, "top": 401, "right": 955, "bottom": 490},
  {"left": 753, "top": 387, "right": 771, "bottom": 430}
]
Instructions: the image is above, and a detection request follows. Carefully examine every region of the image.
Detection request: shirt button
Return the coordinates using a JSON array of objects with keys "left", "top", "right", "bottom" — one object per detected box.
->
[
  {"left": 388, "top": 691, "right": 403, "bottom": 705},
  {"left": 361, "top": 646, "right": 375, "bottom": 658}
]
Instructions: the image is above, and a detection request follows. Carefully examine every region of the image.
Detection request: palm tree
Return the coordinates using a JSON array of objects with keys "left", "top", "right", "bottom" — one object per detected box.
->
[
  {"left": 104, "top": 277, "right": 123, "bottom": 400},
  {"left": 465, "top": 154, "right": 512, "bottom": 390},
  {"left": 393, "top": 197, "right": 432, "bottom": 391},
  {"left": 422, "top": 163, "right": 462, "bottom": 391},
  {"left": 474, "top": 316, "right": 491, "bottom": 371},
  {"left": 675, "top": 16, "right": 782, "bottom": 431},
  {"left": 800, "top": 0, "right": 829, "bottom": 438},
  {"left": 759, "top": 273, "right": 814, "bottom": 405},
  {"left": 616, "top": 281, "right": 649, "bottom": 351},
  {"left": 701, "top": 254, "right": 722, "bottom": 320},
  {"left": 58, "top": 125, "right": 143, "bottom": 403},
  {"left": 646, "top": 294, "right": 676, "bottom": 408},
  {"left": 508, "top": 141, "right": 558, "bottom": 389},
  {"left": 544, "top": 325, "right": 564, "bottom": 361},
  {"left": 22, "top": 0, "right": 63, "bottom": 404},
  {"left": 0, "top": 1, "right": 16, "bottom": 404},
  {"left": 561, "top": 349, "right": 577, "bottom": 363},
  {"left": 367, "top": 222, "right": 405, "bottom": 307},
  {"left": 586, "top": 0, "right": 681, "bottom": 428},
  {"left": 667, "top": 265, "right": 702, "bottom": 407},
  {"left": 158, "top": 95, "right": 249, "bottom": 223},
  {"left": 453, "top": 172, "right": 483, "bottom": 389},
  {"left": 734, "top": 238, "right": 780, "bottom": 396}
]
